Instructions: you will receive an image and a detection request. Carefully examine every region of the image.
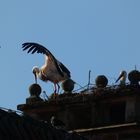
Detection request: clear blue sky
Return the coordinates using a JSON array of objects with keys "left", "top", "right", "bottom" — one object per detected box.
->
[{"left": 0, "top": 0, "right": 140, "bottom": 110}]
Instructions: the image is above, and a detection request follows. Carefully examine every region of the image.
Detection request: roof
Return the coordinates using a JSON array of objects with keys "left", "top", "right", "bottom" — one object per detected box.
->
[{"left": 0, "top": 109, "right": 87, "bottom": 140}]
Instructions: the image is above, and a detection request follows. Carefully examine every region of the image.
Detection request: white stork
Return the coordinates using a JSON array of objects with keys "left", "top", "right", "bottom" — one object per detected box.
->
[
  {"left": 115, "top": 70, "right": 127, "bottom": 85},
  {"left": 22, "top": 42, "right": 71, "bottom": 93}
]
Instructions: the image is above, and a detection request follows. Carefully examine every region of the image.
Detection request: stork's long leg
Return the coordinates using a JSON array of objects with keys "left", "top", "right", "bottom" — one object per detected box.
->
[
  {"left": 53, "top": 84, "right": 58, "bottom": 99},
  {"left": 57, "top": 84, "right": 60, "bottom": 93},
  {"left": 54, "top": 83, "right": 57, "bottom": 93},
  {"left": 53, "top": 83, "right": 60, "bottom": 93}
]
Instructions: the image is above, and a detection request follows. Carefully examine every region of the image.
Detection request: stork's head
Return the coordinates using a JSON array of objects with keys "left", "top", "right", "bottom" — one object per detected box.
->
[
  {"left": 32, "top": 66, "right": 40, "bottom": 83},
  {"left": 121, "top": 70, "right": 127, "bottom": 77},
  {"left": 116, "top": 70, "right": 127, "bottom": 84}
]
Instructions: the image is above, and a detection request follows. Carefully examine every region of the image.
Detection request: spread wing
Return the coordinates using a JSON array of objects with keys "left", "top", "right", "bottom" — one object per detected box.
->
[
  {"left": 22, "top": 42, "right": 54, "bottom": 56},
  {"left": 22, "top": 42, "right": 71, "bottom": 77},
  {"left": 57, "top": 61, "right": 71, "bottom": 78}
]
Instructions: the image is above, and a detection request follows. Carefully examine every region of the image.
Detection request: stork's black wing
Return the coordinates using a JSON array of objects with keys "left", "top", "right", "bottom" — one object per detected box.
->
[
  {"left": 22, "top": 42, "right": 70, "bottom": 77},
  {"left": 22, "top": 42, "right": 54, "bottom": 56},
  {"left": 57, "top": 61, "right": 71, "bottom": 78}
]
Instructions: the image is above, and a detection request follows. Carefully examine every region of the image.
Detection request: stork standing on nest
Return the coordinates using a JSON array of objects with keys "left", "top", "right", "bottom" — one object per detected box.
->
[
  {"left": 22, "top": 42, "right": 71, "bottom": 93},
  {"left": 115, "top": 70, "right": 127, "bottom": 85}
]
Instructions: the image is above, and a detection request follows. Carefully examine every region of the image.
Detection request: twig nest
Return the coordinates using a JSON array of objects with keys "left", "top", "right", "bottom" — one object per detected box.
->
[
  {"left": 95, "top": 75, "right": 108, "bottom": 88},
  {"left": 61, "top": 79, "right": 75, "bottom": 93},
  {"left": 128, "top": 70, "right": 140, "bottom": 85},
  {"left": 29, "top": 83, "right": 42, "bottom": 96}
]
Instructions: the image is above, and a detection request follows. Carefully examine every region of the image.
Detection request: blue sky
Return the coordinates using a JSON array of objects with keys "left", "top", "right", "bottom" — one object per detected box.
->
[{"left": 0, "top": 0, "right": 140, "bottom": 110}]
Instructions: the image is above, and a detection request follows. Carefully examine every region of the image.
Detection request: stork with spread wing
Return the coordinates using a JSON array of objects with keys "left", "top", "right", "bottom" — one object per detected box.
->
[{"left": 22, "top": 42, "right": 71, "bottom": 93}]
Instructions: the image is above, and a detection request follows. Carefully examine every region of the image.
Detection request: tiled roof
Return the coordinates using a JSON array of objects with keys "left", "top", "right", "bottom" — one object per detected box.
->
[{"left": 0, "top": 109, "right": 87, "bottom": 140}]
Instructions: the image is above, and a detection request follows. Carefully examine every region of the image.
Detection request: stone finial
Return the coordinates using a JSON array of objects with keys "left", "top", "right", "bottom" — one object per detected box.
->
[
  {"left": 128, "top": 70, "right": 140, "bottom": 85},
  {"left": 26, "top": 83, "right": 43, "bottom": 104},
  {"left": 29, "top": 83, "right": 42, "bottom": 96},
  {"left": 95, "top": 75, "right": 108, "bottom": 88},
  {"left": 61, "top": 79, "right": 75, "bottom": 93}
]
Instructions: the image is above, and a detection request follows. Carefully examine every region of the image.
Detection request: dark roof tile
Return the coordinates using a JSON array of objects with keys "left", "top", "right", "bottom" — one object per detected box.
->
[{"left": 0, "top": 109, "right": 87, "bottom": 140}]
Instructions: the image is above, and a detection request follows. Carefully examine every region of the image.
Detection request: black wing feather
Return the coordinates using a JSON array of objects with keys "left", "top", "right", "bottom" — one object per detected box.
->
[
  {"left": 22, "top": 45, "right": 31, "bottom": 51},
  {"left": 22, "top": 42, "right": 69, "bottom": 77},
  {"left": 31, "top": 47, "right": 39, "bottom": 54},
  {"left": 22, "top": 42, "right": 48, "bottom": 55},
  {"left": 57, "top": 61, "right": 71, "bottom": 78},
  {"left": 27, "top": 46, "right": 36, "bottom": 53}
]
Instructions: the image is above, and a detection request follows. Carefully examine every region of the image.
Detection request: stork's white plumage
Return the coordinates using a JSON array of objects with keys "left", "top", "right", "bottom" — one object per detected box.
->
[
  {"left": 115, "top": 70, "right": 127, "bottom": 85},
  {"left": 22, "top": 42, "right": 71, "bottom": 93}
]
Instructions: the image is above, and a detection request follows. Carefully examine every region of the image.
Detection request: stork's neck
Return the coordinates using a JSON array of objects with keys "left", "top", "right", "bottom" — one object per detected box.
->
[{"left": 37, "top": 68, "right": 48, "bottom": 82}]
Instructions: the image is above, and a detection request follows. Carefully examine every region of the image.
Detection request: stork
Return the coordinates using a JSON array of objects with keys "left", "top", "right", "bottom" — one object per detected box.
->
[
  {"left": 22, "top": 42, "right": 71, "bottom": 93},
  {"left": 115, "top": 70, "right": 127, "bottom": 85},
  {"left": 50, "top": 116, "right": 65, "bottom": 129}
]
